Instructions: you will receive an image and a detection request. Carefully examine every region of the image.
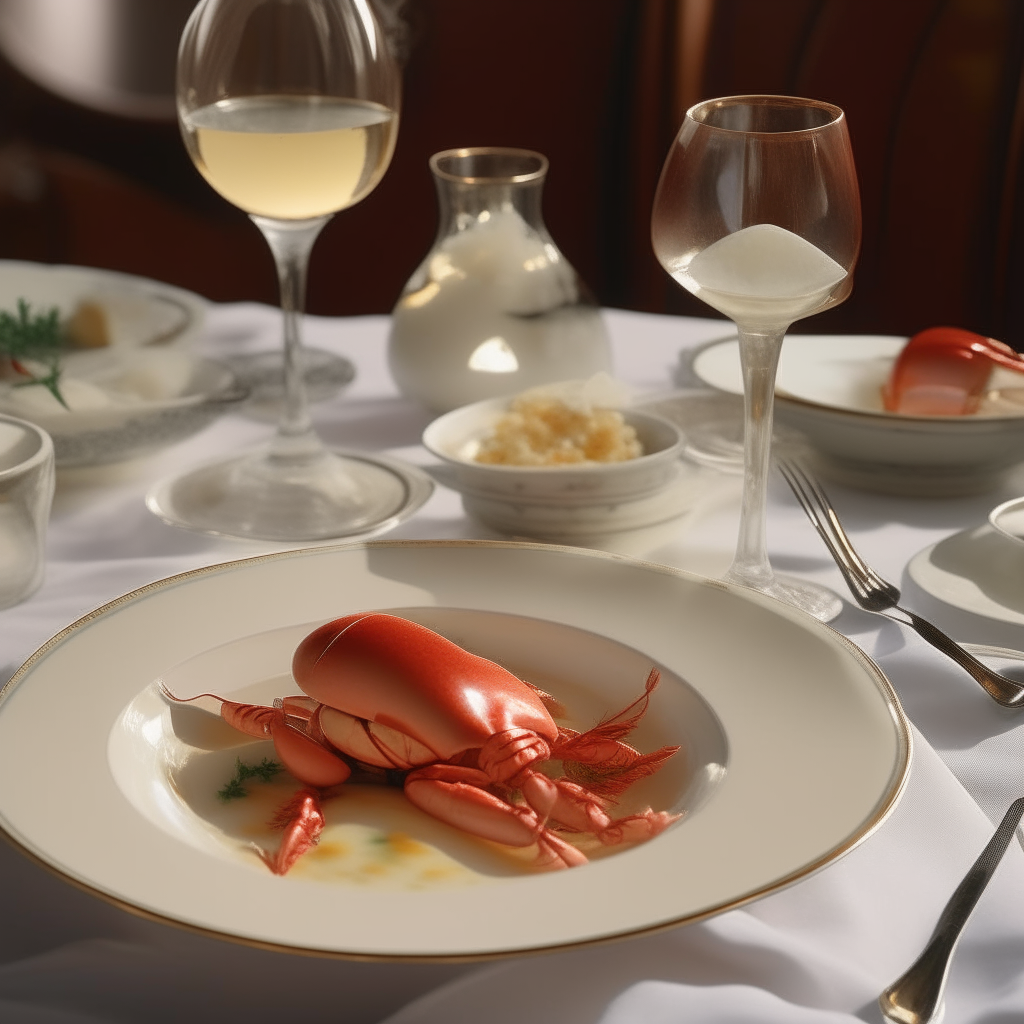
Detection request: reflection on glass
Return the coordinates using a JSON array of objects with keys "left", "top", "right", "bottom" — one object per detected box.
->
[{"left": 468, "top": 338, "right": 518, "bottom": 373}]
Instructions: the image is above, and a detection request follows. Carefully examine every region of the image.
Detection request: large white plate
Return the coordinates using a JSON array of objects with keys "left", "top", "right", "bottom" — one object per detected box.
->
[{"left": 0, "top": 541, "right": 909, "bottom": 960}]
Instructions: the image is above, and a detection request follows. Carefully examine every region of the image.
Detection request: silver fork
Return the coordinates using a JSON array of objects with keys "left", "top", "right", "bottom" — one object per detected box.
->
[
  {"left": 776, "top": 458, "right": 1024, "bottom": 708},
  {"left": 879, "top": 796, "right": 1024, "bottom": 1023}
]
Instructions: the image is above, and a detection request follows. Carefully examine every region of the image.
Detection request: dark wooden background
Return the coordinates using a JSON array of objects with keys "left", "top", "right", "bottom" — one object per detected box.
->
[{"left": 0, "top": 0, "right": 1022, "bottom": 347}]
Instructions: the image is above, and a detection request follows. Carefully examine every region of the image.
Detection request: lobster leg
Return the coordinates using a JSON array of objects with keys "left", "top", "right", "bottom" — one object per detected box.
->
[
  {"left": 255, "top": 718, "right": 351, "bottom": 874},
  {"left": 548, "top": 669, "right": 681, "bottom": 799},
  {"left": 404, "top": 764, "right": 587, "bottom": 870},
  {"left": 268, "top": 718, "right": 352, "bottom": 788},
  {"left": 259, "top": 787, "right": 326, "bottom": 875},
  {"left": 519, "top": 772, "right": 680, "bottom": 845}
]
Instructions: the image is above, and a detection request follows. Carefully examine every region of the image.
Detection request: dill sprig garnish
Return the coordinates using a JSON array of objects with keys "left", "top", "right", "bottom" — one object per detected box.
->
[
  {"left": 0, "top": 299, "right": 67, "bottom": 408},
  {"left": 217, "top": 757, "right": 284, "bottom": 801}
]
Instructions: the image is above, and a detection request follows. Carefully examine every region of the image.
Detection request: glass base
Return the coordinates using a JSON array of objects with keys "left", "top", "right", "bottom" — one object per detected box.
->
[
  {"left": 684, "top": 417, "right": 810, "bottom": 475},
  {"left": 147, "top": 446, "right": 433, "bottom": 542},
  {"left": 224, "top": 347, "right": 356, "bottom": 422},
  {"left": 683, "top": 418, "right": 746, "bottom": 474},
  {"left": 724, "top": 568, "right": 843, "bottom": 622}
]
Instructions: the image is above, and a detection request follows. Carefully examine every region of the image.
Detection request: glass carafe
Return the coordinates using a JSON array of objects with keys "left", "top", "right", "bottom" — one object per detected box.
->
[{"left": 388, "top": 147, "right": 612, "bottom": 412}]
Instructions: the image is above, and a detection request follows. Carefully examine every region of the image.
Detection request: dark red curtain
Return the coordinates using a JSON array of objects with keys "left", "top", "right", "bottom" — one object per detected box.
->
[{"left": 1, "top": 0, "right": 1024, "bottom": 346}]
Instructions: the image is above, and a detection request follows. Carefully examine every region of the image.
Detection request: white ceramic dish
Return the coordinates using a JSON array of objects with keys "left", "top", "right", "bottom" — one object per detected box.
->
[
  {"left": 0, "top": 541, "right": 909, "bottom": 960},
  {"left": 422, "top": 396, "right": 690, "bottom": 537},
  {"left": 636, "top": 388, "right": 806, "bottom": 475},
  {"left": 0, "top": 260, "right": 206, "bottom": 360},
  {"left": 224, "top": 347, "right": 355, "bottom": 422},
  {"left": 0, "top": 261, "right": 216, "bottom": 465},
  {"left": 692, "top": 336, "right": 1024, "bottom": 495},
  {"left": 457, "top": 464, "right": 705, "bottom": 539},
  {"left": 908, "top": 526, "right": 1024, "bottom": 627},
  {"left": 423, "top": 397, "right": 684, "bottom": 501},
  {"left": 27, "top": 356, "right": 246, "bottom": 467},
  {"left": 0, "top": 411, "right": 53, "bottom": 609}
]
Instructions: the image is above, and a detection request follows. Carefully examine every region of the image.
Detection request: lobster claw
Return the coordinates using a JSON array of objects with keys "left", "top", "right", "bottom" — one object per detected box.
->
[{"left": 882, "top": 326, "right": 1024, "bottom": 415}]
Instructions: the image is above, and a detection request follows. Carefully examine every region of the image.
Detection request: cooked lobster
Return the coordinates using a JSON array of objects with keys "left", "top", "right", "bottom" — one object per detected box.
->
[
  {"left": 163, "top": 612, "right": 681, "bottom": 874},
  {"left": 882, "top": 326, "right": 1024, "bottom": 415}
]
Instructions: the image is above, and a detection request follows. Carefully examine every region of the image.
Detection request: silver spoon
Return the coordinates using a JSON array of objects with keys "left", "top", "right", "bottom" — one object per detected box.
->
[{"left": 879, "top": 796, "right": 1024, "bottom": 1023}]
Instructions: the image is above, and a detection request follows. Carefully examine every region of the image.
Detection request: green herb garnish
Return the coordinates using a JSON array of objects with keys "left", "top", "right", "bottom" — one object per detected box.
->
[
  {"left": 0, "top": 299, "right": 67, "bottom": 408},
  {"left": 217, "top": 757, "right": 284, "bottom": 801}
]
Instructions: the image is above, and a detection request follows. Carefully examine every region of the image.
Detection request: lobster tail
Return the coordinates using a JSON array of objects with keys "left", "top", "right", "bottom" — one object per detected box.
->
[
  {"left": 593, "top": 668, "right": 661, "bottom": 742},
  {"left": 548, "top": 668, "right": 679, "bottom": 798},
  {"left": 561, "top": 744, "right": 679, "bottom": 798},
  {"left": 548, "top": 667, "right": 662, "bottom": 755}
]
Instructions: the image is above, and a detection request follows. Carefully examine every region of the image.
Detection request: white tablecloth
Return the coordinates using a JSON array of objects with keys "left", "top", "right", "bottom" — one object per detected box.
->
[{"left": 2, "top": 304, "right": 1024, "bottom": 1023}]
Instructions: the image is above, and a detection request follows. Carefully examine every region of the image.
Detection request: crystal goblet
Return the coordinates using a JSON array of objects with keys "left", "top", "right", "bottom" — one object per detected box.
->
[{"left": 652, "top": 95, "right": 862, "bottom": 620}]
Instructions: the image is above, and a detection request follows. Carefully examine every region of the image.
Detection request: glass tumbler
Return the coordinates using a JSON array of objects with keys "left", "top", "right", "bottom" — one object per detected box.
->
[{"left": 0, "top": 413, "right": 54, "bottom": 609}]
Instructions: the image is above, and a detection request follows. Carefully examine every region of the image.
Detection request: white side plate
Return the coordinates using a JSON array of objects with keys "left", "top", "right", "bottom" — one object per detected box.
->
[{"left": 908, "top": 527, "right": 1024, "bottom": 626}]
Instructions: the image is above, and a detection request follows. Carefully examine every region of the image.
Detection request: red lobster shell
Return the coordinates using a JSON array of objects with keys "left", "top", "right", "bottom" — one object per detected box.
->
[
  {"left": 166, "top": 613, "right": 680, "bottom": 874},
  {"left": 883, "top": 326, "right": 1024, "bottom": 415}
]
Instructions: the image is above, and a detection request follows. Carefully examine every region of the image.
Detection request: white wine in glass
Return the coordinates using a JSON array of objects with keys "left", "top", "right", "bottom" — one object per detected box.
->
[
  {"left": 652, "top": 95, "right": 861, "bottom": 620},
  {"left": 148, "top": 0, "right": 413, "bottom": 542},
  {"left": 183, "top": 96, "right": 396, "bottom": 219}
]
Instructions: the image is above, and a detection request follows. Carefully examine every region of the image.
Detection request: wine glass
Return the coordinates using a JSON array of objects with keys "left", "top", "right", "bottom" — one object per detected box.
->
[
  {"left": 149, "top": 0, "right": 406, "bottom": 541},
  {"left": 652, "top": 95, "right": 861, "bottom": 620}
]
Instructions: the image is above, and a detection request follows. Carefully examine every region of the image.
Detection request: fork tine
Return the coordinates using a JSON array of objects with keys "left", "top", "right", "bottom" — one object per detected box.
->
[
  {"left": 777, "top": 458, "right": 848, "bottom": 559},
  {"left": 782, "top": 461, "right": 870, "bottom": 577},
  {"left": 779, "top": 461, "right": 1024, "bottom": 706},
  {"left": 780, "top": 460, "right": 848, "bottom": 556},
  {"left": 777, "top": 457, "right": 901, "bottom": 608},
  {"left": 777, "top": 458, "right": 891, "bottom": 605},
  {"left": 790, "top": 463, "right": 894, "bottom": 593},
  {"left": 776, "top": 461, "right": 833, "bottom": 550},
  {"left": 776, "top": 459, "right": 871, "bottom": 603}
]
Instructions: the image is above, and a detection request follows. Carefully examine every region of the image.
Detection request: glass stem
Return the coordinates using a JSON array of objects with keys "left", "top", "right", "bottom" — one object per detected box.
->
[
  {"left": 726, "top": 326, "right": 787, "bottom": 591},
  {"left": 251, "top": 214, "right": 332, "bottom": 461}
]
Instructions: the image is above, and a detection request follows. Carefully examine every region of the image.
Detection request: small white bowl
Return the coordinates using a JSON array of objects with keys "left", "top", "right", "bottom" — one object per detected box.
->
[
  {"left": 422, "top": 396, "right": 688, "bottom": 536},
  {"left": 693, "top": 335, "right": 1024, "bottom": 496},
  {"left": 423, "top": 397, "right": 683, "bottom": 501}
]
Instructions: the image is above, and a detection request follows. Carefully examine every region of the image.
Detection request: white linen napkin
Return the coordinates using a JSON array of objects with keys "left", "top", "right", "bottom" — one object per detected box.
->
[{"left": 381, "top": 731, "right": 1024, "bottom": 1024}]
